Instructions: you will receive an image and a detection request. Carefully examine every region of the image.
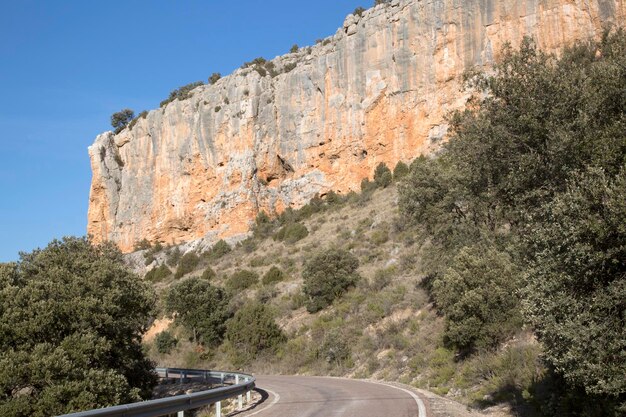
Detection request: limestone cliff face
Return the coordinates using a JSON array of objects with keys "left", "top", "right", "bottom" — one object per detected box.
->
[{"left": 88, "top": 0, "right": 624, "bottom": 251}]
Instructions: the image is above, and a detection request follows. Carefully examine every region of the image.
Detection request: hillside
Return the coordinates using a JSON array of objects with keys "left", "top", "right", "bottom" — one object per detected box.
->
[
  {"left": 137, "top": 182, "right": 541, "bottom": 416},
  {"left": 87, "top": 0, "right": 624, "bottom": 252}
]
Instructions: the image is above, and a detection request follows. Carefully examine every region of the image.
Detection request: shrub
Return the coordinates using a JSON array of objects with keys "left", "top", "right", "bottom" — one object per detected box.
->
[
  {"left": 160, "top": 81, "right": 204, "bottom": 108},
  {"left": 208, "top": 72, "right": 221, "bottom": 85},
  {"left": 214, "top": 106, "right": 221, "bottom": 112},
  {"left": 174, "top": 252, "right": 200, "bottom": 279},
  {"left": 353, "top": 6, "right": 366, "bottom": 17},
  {"left": 226, "top": 269, "right": 259, "bottom": 292},
  {"left": 165, "top": 278, "right": 229, "bottom": 346},
  {"left": 154, "top": 331, "right": 178, "bottom": 354},
  {"left": 432, "top": 246, "right": 521, "bottom": 352},
  {"left": 0, "top": 237, "right": 157, "bottom": 415},
  {"left": 166, "top": 247, "right": 182, "bottom": 267},
  {"left": 274, "top": 222, "right": 309, "bottom": 244},
  {"left": 201, "top": 266, "right": 216, "bottom": 280},
  {"left": 360, "top": 177, "right": 377, "bottom": 194},
  {"left": 225, "top": 302, "right": 285, "bottom": 365},
  {"left": 393, "top": 161, "right": 409, "bottom": 180},
  {"left": 205, "top": 239, "right": 231, "bottom": 260},
  {"left": 284, "top": 62, "right": 297, "bottom": 73},
  {"left": 262, "top": 266, "right": 286, "bottom": 285},
  {"left": 374, "top": 162, "right": 393, "bottom": 188},
  {"left": 302, "top": 248, "right": 360, "bottom": 313},
  {"left": 145, "top": 264, "right": 172, "bottom": 283},
  {"left": 111, "top": 109, "right": 135, "bottom": 134},
  {"left": 290, "top": 44, "right": 299, "bottom": 53},
  {"left": 133, "top": 239, "right": 152, "bottom": 251}
]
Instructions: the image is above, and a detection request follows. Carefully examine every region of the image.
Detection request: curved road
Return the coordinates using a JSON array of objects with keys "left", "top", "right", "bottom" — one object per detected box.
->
[{"left": 240, "top": 376, "right": 426, "bottom": 417}]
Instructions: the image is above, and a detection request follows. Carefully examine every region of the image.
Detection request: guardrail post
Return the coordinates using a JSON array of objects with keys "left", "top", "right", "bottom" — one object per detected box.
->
[
  {"left": 246, "top": 377, "right": 251, "bottom": 403},
  {"left": 220, "top": 372, "right": 224, "bottom": 386},
  {"left": 164, "top": 369, "right": 168, "bottom": 379},
  {"left": 236, "top": 374, "right": 242, "bottom": 409},
  {"left": 177, "top": 411, "right": 185, "bottom": 417},
  {"left": 216, "top": 400, "right": 222, "bottom": 417}
]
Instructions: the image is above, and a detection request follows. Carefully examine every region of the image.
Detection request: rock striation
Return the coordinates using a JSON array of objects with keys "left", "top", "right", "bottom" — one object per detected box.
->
[{"left": 88, "top": 0, "right": 625, "bottom": 251}]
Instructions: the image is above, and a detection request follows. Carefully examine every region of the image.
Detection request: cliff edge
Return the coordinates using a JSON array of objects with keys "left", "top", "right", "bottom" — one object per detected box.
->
[{"left": 88, "top": 0, "right": 624, "bottom": 251}]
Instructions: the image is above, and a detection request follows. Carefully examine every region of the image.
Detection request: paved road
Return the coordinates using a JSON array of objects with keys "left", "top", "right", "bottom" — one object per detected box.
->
[{"left": 240, "top": 375, "right": 426, "bottom": 417}]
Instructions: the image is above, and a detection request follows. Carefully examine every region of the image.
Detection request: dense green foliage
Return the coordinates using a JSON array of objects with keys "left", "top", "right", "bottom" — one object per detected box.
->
[
  {"left": 110, "top": 109, "right": 134, "bottom": 134},
  {"left": 302, "top": 249, "right": 360, "bottom": 313},
  {"left": 205, "top": 239, "right": 231, "bottom": 260},
  {"left": 399, "top": 32, "right": 626, "bottom": 411},
  {"left": 433, "top": 246, "right": 521, "bottom": 352},
  {"left": 392, "top": 161, "right": 409, "bottom": 180},
  {"left": 174, "top": 252, "right": 200, "bottom": 279},
  {"left": 165, "top": 278, "right": 229, "bottom": 346},
  {"left": 273, "top": 222, "right": 309, "bottom": 244},
  {"left": 144, "top": 264, "right": 171, "bottom": 283},
  {"left": 226, "top": 270, "right": 259, "bottom": 292},
  {"left": 262, "top": 266, "right": 286, "bottom": 285},
  {"left": 0, "top": 237, "right": 157, "bottom": 416},
  {"left": 373, "top": 162, "right": 392, "bottom": 188},
  {"left": 522, "top": 167, "right": 626, "bottom": 397},
  {"left": 225, "top": 302, "right": 285, "bottom": 365},
  {"left": 201, "top": 266, "right": 216, "bottom": 281},
  {"left": 154, "top": 331, "right": 178, "bottom": 354}
]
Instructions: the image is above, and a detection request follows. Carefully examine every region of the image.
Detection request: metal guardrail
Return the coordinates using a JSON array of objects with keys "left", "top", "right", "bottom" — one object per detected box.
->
[{"left": 56, "top": 367, "right": 255, "bottom": 417}]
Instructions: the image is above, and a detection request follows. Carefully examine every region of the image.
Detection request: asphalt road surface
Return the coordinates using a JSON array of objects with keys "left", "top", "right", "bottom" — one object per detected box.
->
[{"left": 240, "top": 375, "right": 426, "bottom": 417}]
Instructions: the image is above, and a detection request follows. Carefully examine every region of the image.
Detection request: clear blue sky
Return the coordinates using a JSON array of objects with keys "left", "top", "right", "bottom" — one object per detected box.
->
[{"left": 0, "top": 0, "right": 365, "bottom": 262}]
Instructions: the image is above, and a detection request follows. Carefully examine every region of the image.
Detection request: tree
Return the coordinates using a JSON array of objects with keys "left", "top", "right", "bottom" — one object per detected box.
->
[
  {"left": 522, "top": 167, "right": 626, "bottom": 398},
  {"left": 290, "top": 44, "right": 299, "bottom": 53},
  {"left": 302, "top": 249, "right": 360, "bottom": 313},
  {"left": 392, "top": 161, "right": 409, "bottom": 181},
  {"left": 262, "top": 266, "right": 286, "bottom": 285},
  {"left": 225, "top": 302, "right": 285, "bottom": 365},
  {"left": 433, "top": 246, "right": 521, "bottom": 352},
  {"left": 0, "top": 237, "right": 157, "bottom": 416},
  {"left": 110, "top": 109, "right": 134, "bottom": 134},
  {"left": 373, "top": 162, "right": 392, "bottom": 188},
  {"left": 208, "top": 72, "right": 221, "bottom": 85},
  {"left": 165, "top": 278, "right": 229, "bottom": 346},
  {"left": 154, "top": 331, "right": 178, "bottom": 354}
]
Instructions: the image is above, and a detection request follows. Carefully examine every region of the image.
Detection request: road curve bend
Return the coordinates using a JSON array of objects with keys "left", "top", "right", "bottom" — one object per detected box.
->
[{"left": 241, "top": 375, "right": 427, "bottom": 417}]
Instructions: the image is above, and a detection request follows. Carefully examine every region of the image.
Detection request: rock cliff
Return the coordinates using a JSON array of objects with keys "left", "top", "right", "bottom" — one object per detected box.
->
[{"left": 88, "top": 0, "right": 624, "bottom": 251}]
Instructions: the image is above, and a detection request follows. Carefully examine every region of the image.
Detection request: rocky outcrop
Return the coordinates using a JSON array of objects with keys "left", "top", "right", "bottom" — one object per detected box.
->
[{"left": 88, "top": 0, "right": 624, "bottom": 251}]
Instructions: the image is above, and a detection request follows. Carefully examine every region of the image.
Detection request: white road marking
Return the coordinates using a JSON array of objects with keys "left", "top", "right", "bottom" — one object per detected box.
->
[
  {"left": 373, "top": 381, "right": 427, "bottom": 417},
  {"left": 241, "top": 388, "right": 280, "bottom": 417}
]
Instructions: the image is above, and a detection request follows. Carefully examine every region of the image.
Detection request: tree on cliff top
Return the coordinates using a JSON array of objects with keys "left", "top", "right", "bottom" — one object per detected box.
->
[
  {"left": 0, "top": 237, "right": 157, "bottom": 416},
  {"left": 110, "top": 109, "right": 135, "bottom": 134}
]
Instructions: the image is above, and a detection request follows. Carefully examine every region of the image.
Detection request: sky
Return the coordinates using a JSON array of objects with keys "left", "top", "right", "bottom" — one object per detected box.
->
[{"left": 0, "top": 0, "right": 366, "bottom": 262}]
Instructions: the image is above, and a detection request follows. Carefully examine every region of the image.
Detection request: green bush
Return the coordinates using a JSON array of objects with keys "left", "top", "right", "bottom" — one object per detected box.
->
[
  {"left": 0, "top": 237, "right": 157, "bottom": 415},
  {"left": 160, "top": 81, "right": 204, "bottom": 108},
  {"left": 393, "top": 161, "right": 409, "bottom": 180},
  {"left": 433, "top": 246, "right": 521, "bottom": 352},
  {"left": 145, "top": 264, "right": 172, "bottom": 283},
  {"left": 133, "top": 239, "right": 152, "bottom": 251},
  {"left": 302, "top": 248, "right": 360, "bottom": 313},
  {"left": 225, "top": 302, "right": 286, "bottom": 365},
  {"left": 208, "top": 72, "right": 221, "bottom": 85},
  {"left": 154, "top": 331, "right": 178, "bottom": 354},
  {"left": 166, "top": 247, "right": 181, "bottom": 267},
  {"left": 374, "top": 162, "right": 392, "bottom": 188},
  {"left": 111, "top": 109, "right": 135, "bottom": 134},
  {"left": 360, "top": 177, "right": 377, "bottom": 194},
  {"left": 165, "top": 278, "right": 229, "bottom": 346},
  {"left": 174, "top": 252, "right": 200, "bottom": 279},
  {"left": 262, "top": 266, "right": 286, "bottom": 285},
  {"left": 353, "top": 6, "right": 366, "bottom": 17},
  {"left": 226, "top": 269, "right": 259, "bottom": 292},
  {"left": 201, "top": 266, "right": 216, "bottom": 280},
  {"left": 290, "top": 44, "right": 299, "bottom": 53},
  {"left": 274, "top": 222, "right": 309, "bottom": 244},
  {"left": 207, "top": 239, "right": 231, "bottom": 260}
]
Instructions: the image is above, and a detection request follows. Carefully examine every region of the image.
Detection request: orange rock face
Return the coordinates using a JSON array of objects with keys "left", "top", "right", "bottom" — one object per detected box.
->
[{"left": 87, "top": 0, "right": 625, "bottom": 252}]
